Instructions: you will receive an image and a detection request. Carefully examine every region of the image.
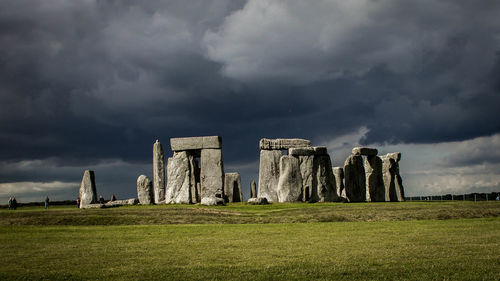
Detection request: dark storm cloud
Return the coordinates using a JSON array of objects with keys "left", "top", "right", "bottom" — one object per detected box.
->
[{"left": 1, "top": 0, "right": 500, "bottom": 200}]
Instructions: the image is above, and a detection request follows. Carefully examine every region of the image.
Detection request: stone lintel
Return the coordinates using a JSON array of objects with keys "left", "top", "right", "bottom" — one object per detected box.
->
[
  {"left": 289, "top": 146, "right": 328, "bottom": 156},
  {"left": 170, "top": 136, "right": 222, "bottom": 151},
  {"left": 352, "top": 147, "right": 378, "bottom": 156},
  {"left": 260, "top": 138, "right": 311, "bottom": 150}
]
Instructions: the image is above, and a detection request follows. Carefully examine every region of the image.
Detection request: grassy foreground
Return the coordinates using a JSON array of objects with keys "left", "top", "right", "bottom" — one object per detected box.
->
[{"left": 1, "top": 202, "right": 500, "bottom": 280}]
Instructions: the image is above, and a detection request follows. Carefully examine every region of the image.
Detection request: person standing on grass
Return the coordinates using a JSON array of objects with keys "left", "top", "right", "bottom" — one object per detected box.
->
[
  {"left": 99, "top": 195, "right": 105, "bottom": 204},
  {"left": 76, "top": 197, "right": 80, "bottom": 207},
  {"left": 45, "top": 196, "right": 50, "bottom": 209},
  {"left": 12, "top": 197, "right": 17, "bottom": 210},
  {"left": 8, "top": 197, "right": 12, "bottom": 210}
]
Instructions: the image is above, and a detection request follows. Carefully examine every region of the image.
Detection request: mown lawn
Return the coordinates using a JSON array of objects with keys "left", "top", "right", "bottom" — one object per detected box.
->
[{"left": 0, "top": 202, "right": 499, "bottom": 280}]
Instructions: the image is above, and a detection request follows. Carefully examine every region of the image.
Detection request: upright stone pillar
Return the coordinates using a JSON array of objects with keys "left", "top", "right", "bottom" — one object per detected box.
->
[
  {"left": 382, "top": 152, "right": 405, "bottom": 202},
  {"left": 312, "top": 154, "right": 337, "bottom": 202},
  {"left": 277, "top": 155, "right": 303, "bottom": 202},
  {"left": 224, "top": 172, "right": 242, "bottom": 202},
  {"left": 250, "top": 180, "right": 257, "bottom": 198},
  {"left": 257, "top": 150, "right": 282, "bottom": 202},
  {"left": 200, "top": 148, "right": 224, "bottom": 203},
  {"left": 165, "top": 151, "right": 191, "bottom": 204},
  {"left": 332, "top": 167, "right": 344, "bottom": 200},
  {"left": 153, "top": 140, "right": 165, "bottom": 203},
  {"left": 344, "top": 154, "right": 366, "bottom": 202},
  {"left": 137, "top": 175, "right": 154, "bottom": 205},
  {"left": 365, "top": 155, "right": 385, "bottom": 202},
  {"left": 79, "top": 170, "right": 97, "bottom": 208}
]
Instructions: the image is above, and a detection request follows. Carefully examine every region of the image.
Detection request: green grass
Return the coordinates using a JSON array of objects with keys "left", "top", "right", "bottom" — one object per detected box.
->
[
  {"left": 1, "top": 202, "right": 500, "bottom": 280},
  {"left": 1, "top": 201, "right": 500, "bottom": 225}
]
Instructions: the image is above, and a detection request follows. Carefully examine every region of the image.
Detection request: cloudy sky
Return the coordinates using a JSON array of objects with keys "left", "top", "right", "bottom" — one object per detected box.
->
[{"left": 1, "top": 0, "right": 500, "bottom": 203}]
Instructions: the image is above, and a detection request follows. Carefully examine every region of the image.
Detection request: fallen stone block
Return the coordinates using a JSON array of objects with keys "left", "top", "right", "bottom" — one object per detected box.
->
[
  {"left": 247, "top": 197, "right": 269, "bottom": 205},
  {"left": 201, "top": 197, "right": 225, "bottom": 206}
]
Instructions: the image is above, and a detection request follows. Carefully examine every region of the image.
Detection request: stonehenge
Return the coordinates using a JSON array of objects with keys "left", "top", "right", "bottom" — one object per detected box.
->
[{"left": 81, "top": 136, "right": 405, "bottom": 208}]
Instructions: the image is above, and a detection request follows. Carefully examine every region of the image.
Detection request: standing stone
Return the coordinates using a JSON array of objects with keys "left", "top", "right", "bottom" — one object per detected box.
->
[
  {"left": 298, "top": 155, "right": 313, "bottom": 202},
  {"left": 344, "top": 154, "right": 366, "bottom": 202},
  {"left": 153, "top": 140, "right": 166, "bottom": 203},
  {"left": 250, "top": 180, "right": 257, "bottom": 198},
  {"left": 257, "top": 149, "right": 282, "bottom": 202},
  {"left": 165, "top": 151, "right": 191, "bottom": 204},
  {"left": 200, "top": 148, "right": 224, "bottom": 204},
  {"left": 332, "top": 167, "right": 344, "bottom": 200},
  {"left": 384, "top": 152, "right": 405, "bottom": 202},
  {"left": 277, "top": 155, "right": 303, "bottom": 202},
  {"left": 79, "top": 170, "right": 97, "bottom": 208},
  {"left": 381, "top": 154, "right": 396, "bottom": 202},
  {"left": 224, "top": 172, "right": 242, "bottom": 202},
  {"left": 365, "top": 156, "right": 385, "bottom": 202},
  {"left": 136, "top": 175, "right": 154, "bottom": 205},
  {"left": 312, "top": 154, "right": 338, "bottom": 202}
]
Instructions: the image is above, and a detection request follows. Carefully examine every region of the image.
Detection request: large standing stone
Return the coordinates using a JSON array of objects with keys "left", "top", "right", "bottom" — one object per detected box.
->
[
  {"left": 250, "top": 180, "right": 257, "bottom": 198},
  {"left": 382, "top": 152, "right": 405, "bottom": 202},
  {"left": 200, "top": 148, "right": 224, "bottom": 204},
  {"left": 224, "top": 172, "right": 242, "bottom": 202},
  {"left": 165, "top": 151, "right": 191, "bottom": 204},
  {"left": 137, "top": 175, "right": 154, "bottom": 205},
  {"left": 79, "top": 170, "right": 97, "bottom": 208},
  {"left": 365, "top": 156, "right": 385, "bottom": 202},
  {"left": 332, "top": 167, "right": 344, "bottom": 200},
  {"left": 298, "top": 155, "right": 313, "bottom": 202},
  {"left": 260, "top": 138, "right": 311, "bottom": 150},
  {"left": 344, "top": 154, "right": 366, "bottom": 202},
  {"left": 352, "top": 147, "right": 378, "bottom": 156},
  {"left": 257, "top": 149, "right": 282, "bottom": 202},
  {"left": 312, "top": 154, "right": 338, "bottom": 202},
  {"left": 170, "top": 136, "right": 222, "bottom": 151},
  {"left": 153, "top": 140, "right": 165, "bottom": 203},
  {"left": 277, "top": 155, "right": 303, "bottom": 202}
]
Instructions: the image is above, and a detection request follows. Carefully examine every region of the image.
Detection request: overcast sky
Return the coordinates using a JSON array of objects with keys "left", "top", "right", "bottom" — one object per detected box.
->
[{"left": 1, "top": 0, "right": 500, "bottom": 203}]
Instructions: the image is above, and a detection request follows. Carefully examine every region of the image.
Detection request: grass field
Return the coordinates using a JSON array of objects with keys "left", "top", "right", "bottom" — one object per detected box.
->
[{"left": 1, "top": 202, "right": 500, "bottom": 280}]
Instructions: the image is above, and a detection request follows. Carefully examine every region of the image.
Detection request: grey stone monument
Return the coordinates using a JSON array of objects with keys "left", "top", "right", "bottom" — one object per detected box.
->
[
  {"left": 79, "top": 170, "right": 97, "bottom": 208},
  {"left": 343, "top": 154, "right": 366, "bottom": 202},
  {"left": 277, "top": 155, "right": 303, "bottom": 202},
  {"left": 332, "top": 167, "right": 345, "bottom": 200},
  {"left": 137, "top": 175, "right": 154, "bottom": 204},
  {"left": 224, "top": 172, "right": 242, "bottom": 202},
  {"left": 250, "top": 180, "right": 257, "bottom": 198},
  {"left": 365, "top": 155, "right": 385, "bottom": 202},
  {"left": 153, "top": 140, "right": 165, "bottom": 204}
]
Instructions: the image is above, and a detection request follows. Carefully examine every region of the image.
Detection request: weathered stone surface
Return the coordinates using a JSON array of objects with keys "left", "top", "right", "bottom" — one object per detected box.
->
[
  {"left": 105, "top": 198, "right": 138, "bottom": 207},
  {"left": 248, "top": 197, "right": 269, "bottom": 205},
  {"left": 224, "top": 172, "right": 242, "bottom": 203},
  {"left": 298, "top": 155, "right": 313, "bottom": 202},
  {"left": 260, "top": 138, "right": 311, "bottom": 150},
  {"left": 165, "top": 151, "right": 191, "bottom": 204},
  {"left": 289, "top": 147, "right": 315, "bottom": 156},
  {"left": 313, "top": 146, "right": 328, "bottom": 155},
  {"left": 200, "top": 148, "right": 224, "bottom": 201},
  {"left": 365, "top": 156, "right": 385, "bottom": 202},
  {"left": 79, "top": 170, "right": 97, "bottom": 208},
  {"left": 170, "top": 136, "right": 222, "bottom": 151},
  {"left": 153, "top": 140, "right": 166, "bottom": 204},
  {"left": 250, "top": 180, "right": 257, "bottom": 198},
  {"left": 344, "top": 154, "right": 366, "bottom": 202},
  {"left": 382, "top": 152, "right": 405, "bottom": 202},
  {"left": 332, "top": 167, "right": 345, "bottom": 200},
  {"left": 81, "top": 203, "right": 105, "bottom": 209},
  {"left": 137, "top": 175, "right": 154, "bottom": 205},
  {"left": 200, "top": 196, "right": 225, "bottom": 206},
  {"left": 257, "top": 149, "right": 282, "bottom": 202},
  {"left": 352, "top": 147, "right": 378, "bottom": 156},
  {"left": 312, "top": 155, "right": 337, "bottom": 202},
  {"left": 277, "top": 155, "right": 303, "bottom": 202}
]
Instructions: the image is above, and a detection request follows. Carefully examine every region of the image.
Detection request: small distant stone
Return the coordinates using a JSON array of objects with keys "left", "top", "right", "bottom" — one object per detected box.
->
[{"left": 248, "top": 197, "right": 269, "bottom": 205}]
